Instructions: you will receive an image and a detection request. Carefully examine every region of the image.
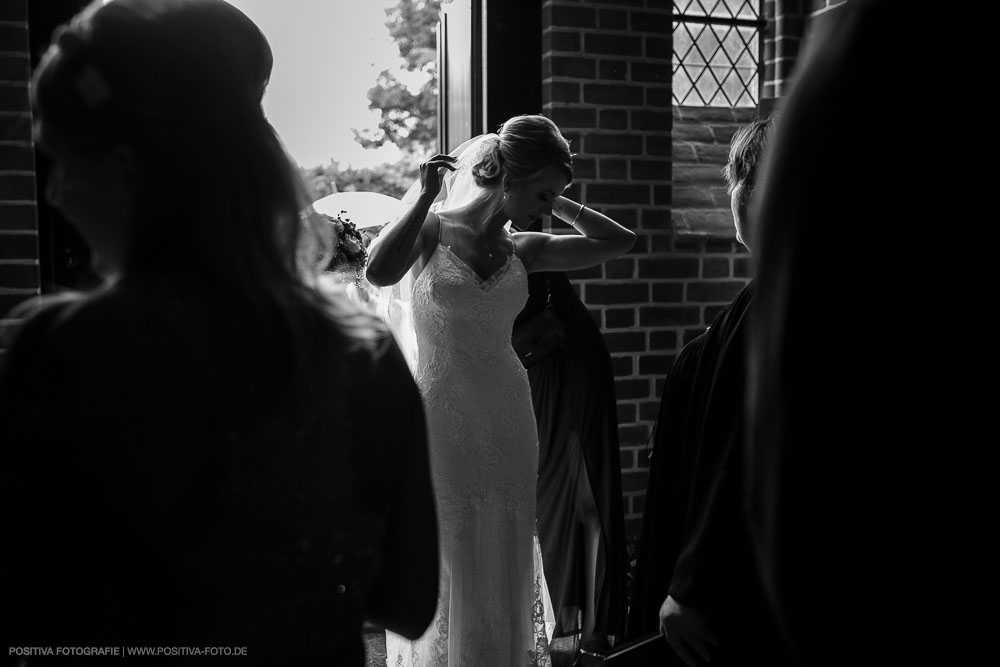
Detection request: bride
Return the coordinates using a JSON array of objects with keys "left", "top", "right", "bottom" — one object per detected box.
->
[{"left": 365, "top": 114, "right": 635, "bottom": 666}]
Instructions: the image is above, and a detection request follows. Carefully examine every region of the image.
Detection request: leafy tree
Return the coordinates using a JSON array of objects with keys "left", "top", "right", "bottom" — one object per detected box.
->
[
  {"left": 385, "top": 0, "right": 441, "bottom": 68},
  {"left": 302, "top": 0, "right": 440, "bottom": 204},
  {"left": 300, "top": 153, "right": 421, "bottom": 202},
  {"left": 354, "top": 0, "right": 440, "bottom": 155}
]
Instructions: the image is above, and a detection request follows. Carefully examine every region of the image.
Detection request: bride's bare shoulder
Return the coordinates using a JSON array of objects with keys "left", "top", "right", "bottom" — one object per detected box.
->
[{"left": 408, "top": 211, "right": 443, "bottom": 279}]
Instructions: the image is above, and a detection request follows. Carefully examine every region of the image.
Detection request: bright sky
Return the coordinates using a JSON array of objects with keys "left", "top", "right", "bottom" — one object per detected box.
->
[{"left": 224, "top": 0, "right": 407, "bottom": 169}]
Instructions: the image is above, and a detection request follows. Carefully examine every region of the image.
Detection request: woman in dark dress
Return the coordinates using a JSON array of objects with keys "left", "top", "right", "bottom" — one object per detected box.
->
[
  {"left": 0, "top": 1, "right": 437, "bottom": 663},
  {"left": 513, "top": 266, "right": 629, "bottom": 652}
]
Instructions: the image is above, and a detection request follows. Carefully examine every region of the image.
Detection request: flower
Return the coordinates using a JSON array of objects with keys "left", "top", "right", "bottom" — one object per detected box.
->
[
  {"left": 321, "top": 211, "right": 368, "bottom": 288},
  {"left": 343, "top": 236, "right": 363, "bottom": 255}
]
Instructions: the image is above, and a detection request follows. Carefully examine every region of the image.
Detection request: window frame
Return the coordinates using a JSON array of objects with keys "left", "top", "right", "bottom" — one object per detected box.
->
[{"left": 672, "top": 1, "right": 767, "bottom": 109}]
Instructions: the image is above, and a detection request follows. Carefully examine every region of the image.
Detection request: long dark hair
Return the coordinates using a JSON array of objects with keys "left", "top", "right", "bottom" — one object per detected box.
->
[{"left": 32, "top": 0, "right": 381, "bottom": 401}]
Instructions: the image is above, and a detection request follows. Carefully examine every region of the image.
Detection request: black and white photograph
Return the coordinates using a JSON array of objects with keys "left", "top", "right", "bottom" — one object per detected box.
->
[{"left": 0, "top": 1, "right": 990, "bottom": 665}]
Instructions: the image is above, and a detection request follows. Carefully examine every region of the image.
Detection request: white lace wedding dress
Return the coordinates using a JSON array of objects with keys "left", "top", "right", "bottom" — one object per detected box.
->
[{"left": 385, "top": 233, "right": 553, "bottom": 666}]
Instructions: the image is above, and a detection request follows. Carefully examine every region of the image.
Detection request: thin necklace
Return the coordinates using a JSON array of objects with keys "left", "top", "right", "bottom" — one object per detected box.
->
[{"left": 480, "top": 228, "right": 508, "bottom": 259}]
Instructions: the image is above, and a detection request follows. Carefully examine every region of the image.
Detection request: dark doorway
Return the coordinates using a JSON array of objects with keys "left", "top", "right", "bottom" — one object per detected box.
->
[
  {"left": 484, "top": 0, "right": 542, "bottom": 132},
  {"left": 438, "top": 0, "right": 541, "bottom": 152}
]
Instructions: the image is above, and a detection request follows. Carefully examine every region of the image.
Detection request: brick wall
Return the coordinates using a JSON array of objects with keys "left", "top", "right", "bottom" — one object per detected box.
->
[
  {"left": 541, "top": 0, "right": 674, "bottom": 543},
  {"left": 0, "top": 0, "right": 39, "bottom": 351}
]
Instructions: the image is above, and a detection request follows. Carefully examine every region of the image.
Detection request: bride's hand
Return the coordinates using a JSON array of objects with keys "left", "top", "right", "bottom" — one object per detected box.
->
[
  {"left": 419, "top": 154, "right": 457, "bottom": 199},
  {"left": 551, "top": 195, "right": 583, "bottom": 224}
]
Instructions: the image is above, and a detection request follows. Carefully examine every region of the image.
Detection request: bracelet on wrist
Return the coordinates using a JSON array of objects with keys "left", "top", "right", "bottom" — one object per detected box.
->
[{"left": 570, "top": 204, "right": 585, "bottom": 226}]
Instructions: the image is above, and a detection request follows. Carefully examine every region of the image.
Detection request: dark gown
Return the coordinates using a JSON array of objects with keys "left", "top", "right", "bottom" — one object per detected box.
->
[
  {"left": 513, "top": 270, "right": 629, "bottom": 644},
  {"left": 626, "top": 281, "right": 790, "bottom": 665},
  {"left": 0, "top": 265, "right": 426, "bottom": 666}
]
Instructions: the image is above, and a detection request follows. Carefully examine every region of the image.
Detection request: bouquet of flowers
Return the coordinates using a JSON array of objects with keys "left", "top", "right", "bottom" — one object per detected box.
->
[{"left": 322, "top": 211, "right": 368, "bottom": 282}]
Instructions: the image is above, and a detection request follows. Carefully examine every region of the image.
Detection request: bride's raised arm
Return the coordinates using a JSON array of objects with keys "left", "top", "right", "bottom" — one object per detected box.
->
[
  {"left": 365, "top": 154, "right": 456, "bottom": 287},
  {"left": 514, "top": 195, "right": 636, "bottom": 273}
]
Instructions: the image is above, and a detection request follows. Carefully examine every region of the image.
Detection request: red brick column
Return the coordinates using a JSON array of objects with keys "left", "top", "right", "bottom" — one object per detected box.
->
[
  {"left": 541, "top": 0, "right": 672, "bottom": 540},
  {"left": 0, "top": 0, "right": 40, "bottom": 344},
  {"left": 763, "top": 0, "right": 804, "bottom": 100},
  {"left": 804, "top": 0, "right": 849, "bottom": 37},
  {"left": 763, "top": 0, "right": 849, "bottom": 101}
]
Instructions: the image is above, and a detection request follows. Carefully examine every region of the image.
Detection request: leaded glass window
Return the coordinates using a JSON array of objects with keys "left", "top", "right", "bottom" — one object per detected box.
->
[{"left": 673, "top": 1, "right": 765, "bottom": 107}]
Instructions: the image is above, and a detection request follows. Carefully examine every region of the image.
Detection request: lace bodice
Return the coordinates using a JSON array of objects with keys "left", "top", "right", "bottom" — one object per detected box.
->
[{"left": 412, "top": 243, "right": 528, "bottom": 370}]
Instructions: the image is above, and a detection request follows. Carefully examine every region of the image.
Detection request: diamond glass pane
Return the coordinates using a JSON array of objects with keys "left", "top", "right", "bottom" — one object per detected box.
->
[
  {"left": 673, "top": 0, "right": 759, "bottom": 20},
  {"left": 671, "top": 2, "right": 761, "bottom": 109},
  {"left": 721, "top": 27, "right": 747, "bottom": 58},
  {"left": 707, "top": 1, "right": 730, "bottom": 19},
  {"left": 737, "top": 71, "right": 758, "bottom": 104},
  {"left": 674, "top": 74, "right": 694, "bottom": 104},
  {"left": 721, "top": 69, "right": 748, "bottom": 103},
  {"left": 695, "top": 67, "right": 718, "bottom": 102},
  {"left": 674, "top": 26, "right": 694, "bottom": 56},
  {"left": 675, "top": 0, "right": 697, "bottom": 15},
  {"left": 734, "top": 48, "right": 756, "bottom": 70},
  {"left": 695, "top": 26, "right": 720, "bottom": 59},
  {"left": 732, "top": 0, "right": 758, "bottom": 19},
  {"left": 709, "top": 48, "right": 730, "bottom": 67}
]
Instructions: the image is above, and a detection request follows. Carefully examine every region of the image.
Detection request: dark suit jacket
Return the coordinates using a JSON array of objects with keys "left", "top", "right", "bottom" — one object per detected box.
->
[{"left": 630, "top": 282, "right": 790, "bottom": 664}]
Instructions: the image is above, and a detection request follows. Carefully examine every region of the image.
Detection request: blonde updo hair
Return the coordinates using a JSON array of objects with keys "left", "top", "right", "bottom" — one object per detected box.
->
[{"left": 471, "top": 114, "right": 574, "bottom": 189}]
